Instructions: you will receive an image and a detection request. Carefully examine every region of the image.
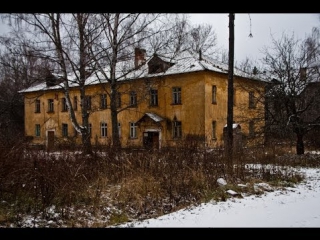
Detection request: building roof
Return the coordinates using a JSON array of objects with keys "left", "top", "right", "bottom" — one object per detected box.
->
[{"left": 19, "top": 50, "right": 269, "bottom": 94}]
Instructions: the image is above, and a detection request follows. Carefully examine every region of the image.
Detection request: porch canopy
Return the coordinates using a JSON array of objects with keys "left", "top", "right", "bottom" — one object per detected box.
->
[{"left": 135, "top": 112, "right": 164, "bottom": 125}]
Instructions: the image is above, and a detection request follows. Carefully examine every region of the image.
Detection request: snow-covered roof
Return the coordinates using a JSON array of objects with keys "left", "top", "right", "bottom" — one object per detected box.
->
[
  {"left": 19, "top": 50, "right": 269, "bottom": 94},
  {"left": 144, "top": 112, "right": 164, "bottom": 122},
  {"left": 136, "top": 112, "right": 164, "bottom": 124}
]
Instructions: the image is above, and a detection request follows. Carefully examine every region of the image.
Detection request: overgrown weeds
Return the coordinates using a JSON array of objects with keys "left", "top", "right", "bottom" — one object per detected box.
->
[{"left": 0, "top": 140, "right": 319, "bottom": 227}]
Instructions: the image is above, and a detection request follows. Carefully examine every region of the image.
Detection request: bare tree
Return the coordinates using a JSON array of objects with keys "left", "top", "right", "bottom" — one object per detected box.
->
[
  {"left": 188, "top": 23, "right": 217, "bottom": 56},
  {"left": 0, "top": 32, "right": 51, "bottom": 146},
  {"left": 3, "top": 13, "right": 101, "bottom": 154},
  {"left": 2, "top": 13, "right": 220, "bottom": 150},
  {"left": 87, "top": 13, "right": 202, "bottom": 148},
  {"left": 262, "top": 31, "right": 320, "bottom": 154}
]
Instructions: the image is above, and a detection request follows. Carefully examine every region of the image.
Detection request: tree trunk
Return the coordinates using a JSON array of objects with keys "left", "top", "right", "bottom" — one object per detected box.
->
[
  {"left": 81, "top": 131, "right": 92, "bottom": 155},
  {"left": 296, "top": 133, "right": 305, "bottom": 155},
  {"left": 110, "top": 85, "right": 121, "bottom": 149}
]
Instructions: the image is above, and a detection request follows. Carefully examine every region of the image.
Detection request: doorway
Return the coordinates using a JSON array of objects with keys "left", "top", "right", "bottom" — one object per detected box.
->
[
  {"left": 47, "top": 130, "right": 55, "bottom": 151},
  {"left": 143, "top": 131, "right": 159, "bottom": 150}
]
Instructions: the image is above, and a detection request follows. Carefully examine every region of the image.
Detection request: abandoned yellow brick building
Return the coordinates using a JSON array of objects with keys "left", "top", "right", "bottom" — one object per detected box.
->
[{"left": 19, "top": 49, "right": 268, "bottom": 150}]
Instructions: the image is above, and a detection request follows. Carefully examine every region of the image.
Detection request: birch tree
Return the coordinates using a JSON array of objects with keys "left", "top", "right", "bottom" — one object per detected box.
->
[
  {"left": 87, "top": 13, "right": 202, "bottom": 148},
  {"left": 3, "top": 13, "right": 99, "bottom": 154}
]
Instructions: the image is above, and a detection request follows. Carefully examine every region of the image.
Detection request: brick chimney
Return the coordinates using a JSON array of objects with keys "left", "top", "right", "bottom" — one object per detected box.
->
[{"left": 135, "top": 47, "right": 146, "bottom": 68}]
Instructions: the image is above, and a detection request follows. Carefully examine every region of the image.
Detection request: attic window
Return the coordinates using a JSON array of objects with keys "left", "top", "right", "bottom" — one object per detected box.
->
[{"left": 190, "top": 64, "right": 195, "bottom": 68}]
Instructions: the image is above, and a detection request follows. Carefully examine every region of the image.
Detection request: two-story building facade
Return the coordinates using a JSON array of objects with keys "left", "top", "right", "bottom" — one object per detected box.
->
[{"left": 19, "top": 49, "right": 268, "bottom": 150}]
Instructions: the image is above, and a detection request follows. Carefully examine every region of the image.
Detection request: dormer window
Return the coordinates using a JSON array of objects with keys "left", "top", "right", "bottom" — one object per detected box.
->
[{"left": 147, "top": 54, "right": 174, "bottom": 74}]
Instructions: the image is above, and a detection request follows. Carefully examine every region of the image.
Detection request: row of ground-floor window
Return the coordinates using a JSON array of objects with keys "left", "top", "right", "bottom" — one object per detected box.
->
[
  {"left": 34, "top": 121, "right": 183, "bottom": 139},
  {"left": 32, "top": 120, "right": 258, "bottom": 150},
  {"left": 33, "top": 120, "right": 183, "bottom": 150},
  {"left": 34, "top": 121, "right": 257, "bottom": 140}
]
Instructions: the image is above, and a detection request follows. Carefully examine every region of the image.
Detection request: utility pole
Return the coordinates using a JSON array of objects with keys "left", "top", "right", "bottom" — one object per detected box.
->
[{"left": 226, "top": 13, "right": 235, "bottom": 173}]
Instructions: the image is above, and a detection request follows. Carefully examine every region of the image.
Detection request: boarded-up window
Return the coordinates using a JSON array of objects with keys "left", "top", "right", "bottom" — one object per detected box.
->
[
  {"left": 212, "top": 85, "right": 217, "bottom": 104},
  {"left": 212, "top": 121, "right": 217, "bottom": 139}
]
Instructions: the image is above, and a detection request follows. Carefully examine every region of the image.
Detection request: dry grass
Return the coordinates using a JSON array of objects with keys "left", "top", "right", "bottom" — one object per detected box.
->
[{"left": 0, "top": 139, "right": 319, "bottom": 227}]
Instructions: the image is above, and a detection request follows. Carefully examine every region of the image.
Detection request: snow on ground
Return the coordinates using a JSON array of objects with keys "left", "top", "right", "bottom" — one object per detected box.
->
[{"left": 116, "top": 167, "right": 320, "bottom": 228}]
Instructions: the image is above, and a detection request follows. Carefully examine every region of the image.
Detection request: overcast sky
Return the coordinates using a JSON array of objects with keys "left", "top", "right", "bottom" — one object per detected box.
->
[
  {"left": 189, "top": 13, "right": 320, "bottom": 63},
  {"left": 1, "top": 14, "right": 319, "bottom": 64}
]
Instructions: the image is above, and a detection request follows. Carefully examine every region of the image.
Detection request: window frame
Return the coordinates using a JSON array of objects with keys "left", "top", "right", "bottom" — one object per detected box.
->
[
  {"left": 172, "top": 87, "right": 181, "bottom": 105},
  {"left": 117, "top": 92, "right": 121, "bottom": 108},
  {"left": 212, "top": 85, "right": 217, "bottom": 104},
  {"left": 172, "top": 120, "right": 182, "bottom": 139},
  {"left": 249, "top": 91, "right": 255, "bottom": 109},
  {"left": 129, "top": 122, "right": 137, "bottom": 138},
  {"left": 129, "top": 91, "right": 137, "bottom": 107},
  {"left": 118, "top": 122, "right": 121, "bottom": 138},
  {"left": 48, "top": 99, "right": 54, "bottom": 113},
  {"left": 150, "top": 89, "right": 158, "bottom": 106},
  {"left": 73, "top": 96, "right": 78, "bottom": 111},
  {"left": 35, "top": 124, "right": 41, "bottom": 137},
  {"left": 100, "top": 94, "right": 107, "bottom": 109},
  {"left": 89, "top": 123, "right": 92, "bottom": 138},
  {"left": 35, "top": 99, "right": 41, "bottom": 113},
  {"left": 100, "top": 122, "right": 107, "bottom": 137},
  {"left": 85, "top": 95, "right": 92, "bottom": 110},
  {"left": 62, "top": 123, "right": 68, "bottom": 137},
  {"left": 212, "top": 121, "right": 217, "bottom": 139},
  {"left": 62, "top": 97, "right": 68, "bottom": 112}
]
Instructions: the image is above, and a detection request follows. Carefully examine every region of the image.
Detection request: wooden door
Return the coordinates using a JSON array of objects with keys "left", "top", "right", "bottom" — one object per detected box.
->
[{"left": 47, "top": 131, "right": 55, "bottom": 151}]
